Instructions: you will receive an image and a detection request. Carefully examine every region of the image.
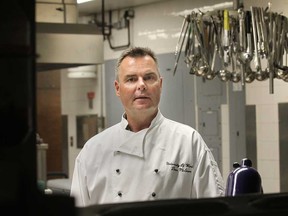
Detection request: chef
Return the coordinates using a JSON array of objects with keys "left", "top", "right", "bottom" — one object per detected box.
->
[{"left": 70, "top": 46, "right": 225, "bottom": 207}]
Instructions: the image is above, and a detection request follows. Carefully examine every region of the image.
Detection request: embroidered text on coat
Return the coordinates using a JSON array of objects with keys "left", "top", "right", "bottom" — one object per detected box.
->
[{"left": 166, "top": 162, "right": 193, "bottom": 173}]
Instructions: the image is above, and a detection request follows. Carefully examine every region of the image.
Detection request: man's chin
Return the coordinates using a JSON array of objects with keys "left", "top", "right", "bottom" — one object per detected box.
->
[
  {"left": 134, "top": 104, "right": 151, "bottom": 109},
  {"left": 133, "top": 106, "right": 157, "bottom": 114}
]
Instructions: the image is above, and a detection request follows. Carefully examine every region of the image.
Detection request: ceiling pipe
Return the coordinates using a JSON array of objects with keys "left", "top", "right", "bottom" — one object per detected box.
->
[
  {"left": 101, "top": 0, "right": 134, "bottom": 50},
  {"left": 107, "top": 10, "right": 131, "bottom": 50}
]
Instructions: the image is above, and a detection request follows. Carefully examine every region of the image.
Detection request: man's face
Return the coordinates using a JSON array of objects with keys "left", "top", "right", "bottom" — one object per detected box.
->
[{"left": 114, "top": 55, "right": 162, "bottom": 117}]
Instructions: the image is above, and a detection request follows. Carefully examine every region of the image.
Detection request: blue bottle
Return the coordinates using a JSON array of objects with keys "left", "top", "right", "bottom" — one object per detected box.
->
[{"left": 225, "top": 158, "right": 263, "bottom": 196}]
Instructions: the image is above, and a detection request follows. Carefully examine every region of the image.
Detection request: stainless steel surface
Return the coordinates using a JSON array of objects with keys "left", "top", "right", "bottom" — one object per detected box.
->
[
  {"left": 37, "top": 143, "right": 49, "bottom": 184},
  {"left": 36, "top": 0, "right": 104, "bottom": 71},
  {"left": 36, "top": 23, "right": 104, "bottom": 71}
]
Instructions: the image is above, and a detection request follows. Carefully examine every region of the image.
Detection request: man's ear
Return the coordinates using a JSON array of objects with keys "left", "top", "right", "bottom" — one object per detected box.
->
[{"left": 114, "top": 80, "right": 120, "bottom": 97}]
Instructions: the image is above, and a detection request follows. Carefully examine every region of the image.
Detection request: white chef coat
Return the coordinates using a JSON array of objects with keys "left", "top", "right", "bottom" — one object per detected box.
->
[{"left": 70, "top": 110, "right": 225, "bottom": 207}]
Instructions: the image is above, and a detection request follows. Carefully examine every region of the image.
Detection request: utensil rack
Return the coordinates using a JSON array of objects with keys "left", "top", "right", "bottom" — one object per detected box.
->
[{"left": 173, "top": 2, "right": 288, "bottom": 94}]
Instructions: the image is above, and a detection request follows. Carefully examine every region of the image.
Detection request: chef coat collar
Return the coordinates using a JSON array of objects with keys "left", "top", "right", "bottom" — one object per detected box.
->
[
  {"left": 120, "top": 109, "right": 163, "bottom": 131},
  {"left": 116, "top": 109, "right": 164, "bottom": 158}
]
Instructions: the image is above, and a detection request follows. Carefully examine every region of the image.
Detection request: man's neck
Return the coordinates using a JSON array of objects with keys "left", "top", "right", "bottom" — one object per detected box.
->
[{"left": 125, "top": 109, "right": 158, "bottom": 132}]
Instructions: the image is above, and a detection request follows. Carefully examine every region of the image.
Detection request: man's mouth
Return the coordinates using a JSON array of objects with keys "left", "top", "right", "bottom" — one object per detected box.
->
[{"left": 134, "top": 96, "right": 149, "bottom": 101}]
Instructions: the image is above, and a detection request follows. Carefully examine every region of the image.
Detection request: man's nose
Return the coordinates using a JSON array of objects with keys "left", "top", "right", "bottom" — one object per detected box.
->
[{"left": 137, "top": 78, "right": 146, "bottom": 91}]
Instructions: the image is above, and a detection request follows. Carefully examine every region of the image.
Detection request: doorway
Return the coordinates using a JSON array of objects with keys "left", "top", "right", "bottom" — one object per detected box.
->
[{"left": 36, "top": 70, "right": 68, "bottom": 179}]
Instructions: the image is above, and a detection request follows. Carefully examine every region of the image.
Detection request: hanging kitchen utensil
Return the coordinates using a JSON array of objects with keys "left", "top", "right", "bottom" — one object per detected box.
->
[{"left": 172, "top": 2, "right": 288, "bottom": 93}]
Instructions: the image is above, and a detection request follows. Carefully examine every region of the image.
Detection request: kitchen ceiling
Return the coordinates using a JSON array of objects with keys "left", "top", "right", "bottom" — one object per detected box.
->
[{"left": 78, "top": 0, "right": 171, "bottom": 15}]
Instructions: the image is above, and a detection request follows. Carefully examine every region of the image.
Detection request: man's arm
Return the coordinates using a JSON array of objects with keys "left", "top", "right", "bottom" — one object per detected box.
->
[
  {"left": 191, "top": 147, "right": 225, "bottom": 198},
  {"left": 70, "top": 157, "right": 89, "bottom": 207}
]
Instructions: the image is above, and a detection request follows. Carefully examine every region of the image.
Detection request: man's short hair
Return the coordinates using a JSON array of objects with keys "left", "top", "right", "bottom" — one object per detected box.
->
[{"left": 115, "top": 47, "right": 159, "bottom": 80}]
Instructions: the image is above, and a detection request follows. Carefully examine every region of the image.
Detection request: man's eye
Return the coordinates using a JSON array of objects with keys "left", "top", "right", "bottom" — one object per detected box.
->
[
  {"left": 144, "top": 75, "right": 155, "bottom": 81},
  {"left": 127, "top": 77, "right": 136, "bottom": 82}
]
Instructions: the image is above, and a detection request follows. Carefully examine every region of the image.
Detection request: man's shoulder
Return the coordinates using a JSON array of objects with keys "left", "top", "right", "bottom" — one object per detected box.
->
[
  {"left": 163, "top": 117, "right": 195, "bottom": 131},
  {"left": 91, "top": 122, "right": 121, "bottom": 140},
  {"left": 83, "top": 123, "right": 121, "bottom": 148},
  {"left": 160, "top": 117, "right": 204, "bottom": 140}
]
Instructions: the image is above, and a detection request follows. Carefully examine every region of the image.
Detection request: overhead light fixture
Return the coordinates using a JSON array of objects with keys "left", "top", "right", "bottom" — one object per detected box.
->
[
  {"left": 67, "top": 65, "right": 97, "bottom": 78},
  {"left": 77, "top": 0, "right": 94, "bottom": 4}
]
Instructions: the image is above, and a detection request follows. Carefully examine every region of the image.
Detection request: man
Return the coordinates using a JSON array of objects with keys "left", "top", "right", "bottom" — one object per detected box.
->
[{"left": 70, "top": 47, "right": 225, "bottom": 207}]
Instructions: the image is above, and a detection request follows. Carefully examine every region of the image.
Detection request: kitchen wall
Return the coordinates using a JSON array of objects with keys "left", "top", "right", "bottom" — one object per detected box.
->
[
  {"left": 61, "top": 65, "right": 104, "bottom": 177},
  {"left": 64, "top": 0, "right": 288, "bottom": 194}
]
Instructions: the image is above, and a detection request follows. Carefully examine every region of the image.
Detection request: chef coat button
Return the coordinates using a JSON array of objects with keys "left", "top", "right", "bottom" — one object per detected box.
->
[
  {"left": 116, "top": 169, "right": 121, "bottom": 174},
  {"left": 154, "top": 169, "right": 159, "bottom": 173},
  {"left": 118, "top": 191, "right": 122, "bottom": 197},
  {"left": 152, "top": 192, "right": 156, "bottom": 197}
]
